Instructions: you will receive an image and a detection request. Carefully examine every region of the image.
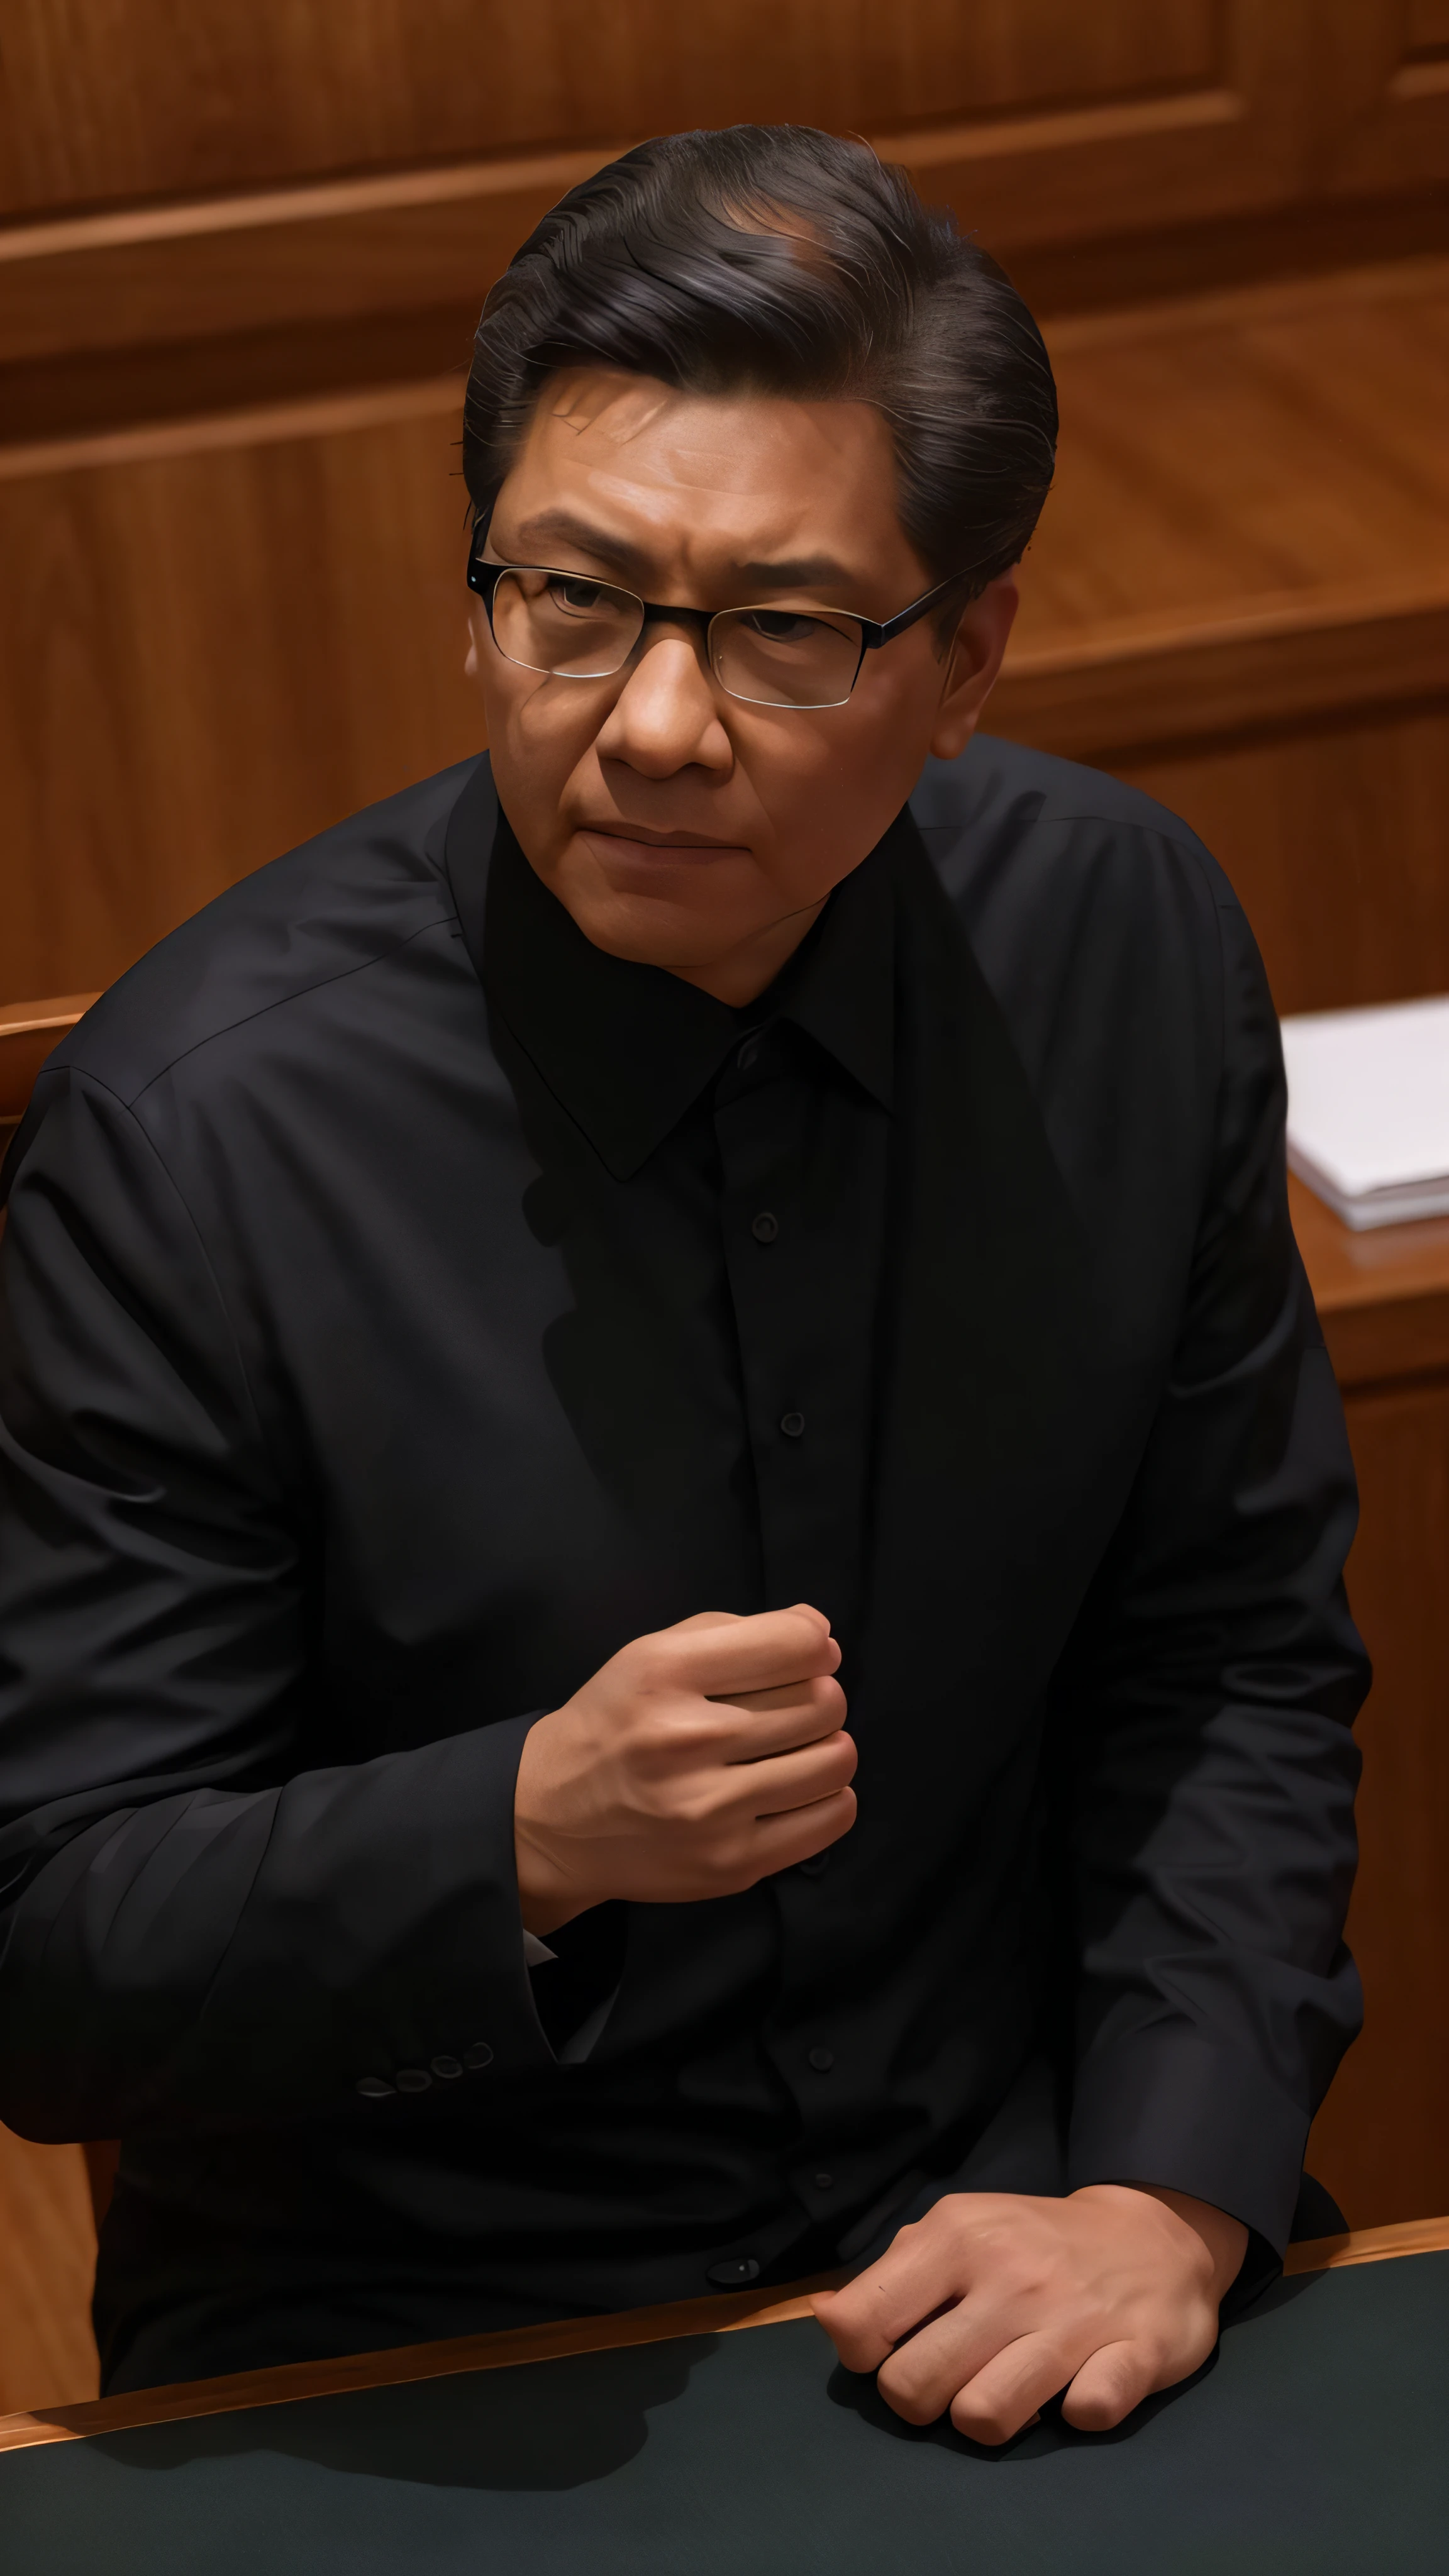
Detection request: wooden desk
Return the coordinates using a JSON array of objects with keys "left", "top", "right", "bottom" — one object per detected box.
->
[
  {"left": 2, "top": 2222, "right": 1446, "bottom": 2575},
  {"left": 1292, "top": 1177, "right": 1449, "bottom": 2226}
]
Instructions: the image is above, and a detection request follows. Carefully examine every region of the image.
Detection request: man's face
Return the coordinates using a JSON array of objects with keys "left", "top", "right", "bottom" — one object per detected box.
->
[{"left": 466, "top": 370, "right": 1018, "bottom": 1003}]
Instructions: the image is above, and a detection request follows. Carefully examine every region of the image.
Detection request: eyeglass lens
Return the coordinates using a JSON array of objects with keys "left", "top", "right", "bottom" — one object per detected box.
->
[{"left": 489, "top": 568, "right": 865, "bottom": 708}]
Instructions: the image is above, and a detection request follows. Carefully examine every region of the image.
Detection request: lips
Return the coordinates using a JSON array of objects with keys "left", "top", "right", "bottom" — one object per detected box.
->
[{"left": 579, "top": 825, "right": 748, "bottom": 859}]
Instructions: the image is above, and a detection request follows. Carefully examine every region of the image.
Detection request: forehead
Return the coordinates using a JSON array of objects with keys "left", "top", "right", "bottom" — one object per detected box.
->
[{"left": 492, "top": 369, "right": 918, "bottom": 584}]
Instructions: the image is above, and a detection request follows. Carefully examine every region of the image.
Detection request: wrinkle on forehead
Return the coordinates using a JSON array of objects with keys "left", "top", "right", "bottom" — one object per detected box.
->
[
  {"left": 540, "top": 370, "right": 891, "bottom": 491},
  {"left": 547, "top": 370, "right": 677, "bottom": 448},
  {"left": 501, "top": 368, "right": 924, "bottom": 601}
]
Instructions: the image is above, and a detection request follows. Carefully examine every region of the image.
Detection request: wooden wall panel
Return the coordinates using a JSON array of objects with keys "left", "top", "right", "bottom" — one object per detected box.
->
[
  {"left": 1307, "top": 1378, "right": 1449, "bottom": 2228},
  {"left": 1311, "top": 0, "right": 1449, "bottom": 197},
  {"left": 0, "top": 387, "right": 480, "bottom": 1002},
  {"left": 1027, "top": 264, "right": 1449, "bottom": 647},
  {"left": 0, "top": 1, "right": 1224, "bottom": 216},
  {"left": 0, "top": 2, "right": 1316, "bottom": 377},
  {"left": 0, "top": 2126, "right": 97, "bottom": 2413},
  {"left": 1114, "top": 703, "right": 1449, "bottom": 1018}
]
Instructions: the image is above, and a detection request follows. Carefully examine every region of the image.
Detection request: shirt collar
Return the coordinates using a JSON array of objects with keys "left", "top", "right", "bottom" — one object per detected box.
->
[{"left": 444, "top": 758, "right": 896, "bottom": 1182}]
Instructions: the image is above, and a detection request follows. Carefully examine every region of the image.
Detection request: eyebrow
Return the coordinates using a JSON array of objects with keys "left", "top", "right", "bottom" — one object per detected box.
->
[{"left": 504, "top": 511, "right": 855, "bottom": 597}]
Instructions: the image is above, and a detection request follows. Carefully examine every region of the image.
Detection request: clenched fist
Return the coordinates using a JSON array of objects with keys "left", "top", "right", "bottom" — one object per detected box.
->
[
  {"left": 513, "top": 1604, "right": 855, "bottom": 1934},
  {"left": 812, "top": 2184, "right": 1248, "bottom": 2446}
]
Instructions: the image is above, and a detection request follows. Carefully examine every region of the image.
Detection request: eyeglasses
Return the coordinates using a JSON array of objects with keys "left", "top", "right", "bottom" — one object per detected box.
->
[{"left": 466, "top": 549, "right": 974, "bottom": 711}]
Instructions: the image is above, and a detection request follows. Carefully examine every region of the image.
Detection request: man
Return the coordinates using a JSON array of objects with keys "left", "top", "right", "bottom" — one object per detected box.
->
[{"left": 0, "top": 127, "right": 1364, "bottom": 2443}]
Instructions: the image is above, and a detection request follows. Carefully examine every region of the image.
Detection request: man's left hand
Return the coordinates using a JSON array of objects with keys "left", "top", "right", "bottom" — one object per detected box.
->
[{"left": 811, "top": 2184, "right": 1248, "bottom": 2446}]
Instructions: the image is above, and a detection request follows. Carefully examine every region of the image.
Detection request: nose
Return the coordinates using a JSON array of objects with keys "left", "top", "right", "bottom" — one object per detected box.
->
[{"left": 594, "top": 626, "right": 733, "bottom": 779}]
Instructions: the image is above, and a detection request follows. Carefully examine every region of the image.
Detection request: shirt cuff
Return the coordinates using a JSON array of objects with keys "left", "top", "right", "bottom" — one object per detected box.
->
[{"left": 1067, "top": 2023, "right": 1310, "bottom": 2254}]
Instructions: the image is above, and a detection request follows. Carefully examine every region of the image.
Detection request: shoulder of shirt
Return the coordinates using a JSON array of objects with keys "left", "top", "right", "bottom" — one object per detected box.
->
[
  {"left": 42, "top": 755, "right": 484, "bottom": 1113},
  {"left": 908, "top": 734, "right": 1240, "bottom": 916}
]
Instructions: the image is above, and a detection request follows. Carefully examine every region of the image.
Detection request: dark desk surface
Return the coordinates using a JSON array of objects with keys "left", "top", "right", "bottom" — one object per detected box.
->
[{"left": 3, "top": 2219, "right": 1446, "bottom": 2576}]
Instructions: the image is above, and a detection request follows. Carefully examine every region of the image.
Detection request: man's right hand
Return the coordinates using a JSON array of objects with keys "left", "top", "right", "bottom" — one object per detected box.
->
[{"left": 513, "top": 1606, "right": 855, "bottom": 1933}]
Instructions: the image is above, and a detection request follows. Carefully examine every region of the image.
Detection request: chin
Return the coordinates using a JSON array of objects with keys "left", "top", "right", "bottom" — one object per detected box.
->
[
  {"left": 570, "top": 888, "right": 736, "bottom": 975},
  {"left": 558, "top": 845, "right": 754, "bottom": 956}
]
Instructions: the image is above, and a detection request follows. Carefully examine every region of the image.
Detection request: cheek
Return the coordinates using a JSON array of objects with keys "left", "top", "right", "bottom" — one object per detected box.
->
[
  {"left": 481, "top": 669, "right": 609, "bottom": 808},
  {"left": 740, "top": 707, "right": 927, "bottom": 884}
]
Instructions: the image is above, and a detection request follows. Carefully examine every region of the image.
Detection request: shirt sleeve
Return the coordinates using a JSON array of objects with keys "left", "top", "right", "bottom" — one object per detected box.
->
[
  {"left": 0, "top": 1067, "right": 553, "bottom": 2143},
  {"left": 1055, "top": 890, "right": 1367, "bottom": 2256}
]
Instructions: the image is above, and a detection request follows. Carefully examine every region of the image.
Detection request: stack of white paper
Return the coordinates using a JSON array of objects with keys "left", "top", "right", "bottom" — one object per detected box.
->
[{"left": 1281, "top": 994, "right": 1449, "bottom": 1230}]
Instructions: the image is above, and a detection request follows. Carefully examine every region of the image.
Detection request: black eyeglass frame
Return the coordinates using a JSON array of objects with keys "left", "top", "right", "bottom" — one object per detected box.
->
[{"left": 465, "top": 547, "right": 977, "bottom": 706}]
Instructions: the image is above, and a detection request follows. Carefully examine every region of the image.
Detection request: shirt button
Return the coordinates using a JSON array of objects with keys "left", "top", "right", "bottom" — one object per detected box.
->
[
  {"left": 808, "top": 2045, "right": 835, "bottom": 2073},
  {"left": 706, "top": 2257, "right": 762, "bottom": 2288},
  {"left": 736, "top": 1038, "right": 761, "bottom": 1071},
  {"left": 394, "top": 2067, "right": 432, "bottom": 2093},
  {"left": 430, "top": 2055, "right": 463, "bottom": 2081},
  {"left": 814, "top": 2172, "right": 835, "bottom": 2192},
  {"left": 780, "top": 1411, "right": 805, "bottom": 1439},
  {"left": 463, "top": 2041, "right": 495, "bottom": 2070},
  {"left": 355, "top": 2075, "right": 395, "bottom": 2099},
  {"left": 751, "top": 1211, "right": 779, "bottom": 1243}
]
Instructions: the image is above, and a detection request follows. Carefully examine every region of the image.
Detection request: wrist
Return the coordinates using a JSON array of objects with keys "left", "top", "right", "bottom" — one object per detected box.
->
[
  {"left": 513, "top": 1821, "right": 597, "bottom": 1937},
  {"left": 1126, "top": 2184, "right": 1250, "bottom": 2299},
  {"left": 513, "top": 1713, "right": 596, "bottom": 1935}
]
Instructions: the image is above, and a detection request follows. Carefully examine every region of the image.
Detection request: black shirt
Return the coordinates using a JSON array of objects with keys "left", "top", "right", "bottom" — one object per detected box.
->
[{"left": 0, "top": 741, "right": 1367, "bottom": 2391}]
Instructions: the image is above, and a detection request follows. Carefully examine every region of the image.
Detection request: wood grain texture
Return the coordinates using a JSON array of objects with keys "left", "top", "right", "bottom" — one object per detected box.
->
[
  {"left": 1314, "top": 0, "right": 1449, "bottom": 197},
  {"left": 0, "top": 0, "right": 1228, "bottom": 216},
  {"left": 0, "top": 383, "right": 481, "bottom": 1005},
  {"left": 1291, "top": 1177, "right": 1449, "bottom": 1385},
  {"left": 1114, "top": 701, "right": 1449, "bottom": 1019},
  {"left": 0, "top": 2274, "right": 845, "bottom": 2453},
  {"left": 1280, "top": 2212, "right": 1449, "bottom": 2273},
  {"left": 0, "top": 104, "right": 1304, "bottom": 372},
  {"left": 1304, "top": 1373, "right": 1449, "bottom": 2229},
  {"left": 0, "top": 0, "right": 1311, "bottom": 369},
  {"left": 1, "top": 4, "right": 1442, "bottom": 379},
  {"left": 0, "top": 2128, "right": 98, "bottom": 2417},
  {"left": 1291, "top": 1183, "right": 1449, "bottom": 2228},
  {"left": 1012, "top": 257, "right": 1449, "bottom": 689}
]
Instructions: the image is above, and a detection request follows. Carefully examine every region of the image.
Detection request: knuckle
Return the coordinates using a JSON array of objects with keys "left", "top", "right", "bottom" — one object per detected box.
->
[{"left": 877, "top": 2366, "right": 941, "bottom": 2428}]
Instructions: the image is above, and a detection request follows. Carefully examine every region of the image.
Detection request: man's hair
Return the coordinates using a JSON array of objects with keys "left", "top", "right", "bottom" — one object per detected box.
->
[{"left": 462, "top": 125, "right": 1057, "bottom": 608}]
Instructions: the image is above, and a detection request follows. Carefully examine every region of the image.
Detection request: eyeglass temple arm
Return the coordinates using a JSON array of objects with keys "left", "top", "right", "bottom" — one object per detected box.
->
[{"left": 863, "top": 571, "right": 982, "bottom": 652}]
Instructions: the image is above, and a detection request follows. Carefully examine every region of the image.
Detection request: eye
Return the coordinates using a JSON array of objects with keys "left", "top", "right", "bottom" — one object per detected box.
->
[
  {"left": 738, "top": 609, "right": 823, "bottom": 645},
  {"left": 547, "top": 575, "right": 614, "bottom": 615}
]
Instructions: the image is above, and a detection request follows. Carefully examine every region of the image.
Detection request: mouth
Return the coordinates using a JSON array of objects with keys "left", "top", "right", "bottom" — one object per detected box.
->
[{"left": 578, "top": 823, "right": 749, "bottom": 862}]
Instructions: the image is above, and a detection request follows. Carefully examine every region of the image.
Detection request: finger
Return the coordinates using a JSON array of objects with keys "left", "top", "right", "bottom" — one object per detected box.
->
[
  {"left": 874, "top": 2301, "right": 1010, "bottom": 2425},
  {"left": 716, "top": 1676, "right": 848, "bottom": 1757},
  {"left": 732, "top": 1730, "right": 857, "bottom": 1820},
  {"left": 1060, "top": 2338, "right": 1160, "bottom": 2433},
  {"left": 664, "top": 1606, "right": 840, "bottom": 1696},
  {"left": 744, "top": 1785, "right": 857, "bottom": 1874},
  {"left": 810, "top": 2223, "right": 967, "bottom": 2372},
  {"left": 947, "top": 2329, "right": 1080, "bottom": 2447}
]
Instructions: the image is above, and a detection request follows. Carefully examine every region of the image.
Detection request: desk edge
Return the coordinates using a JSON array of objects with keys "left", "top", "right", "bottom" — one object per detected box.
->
[
  {"left": 4, "top": 2221, "right": 1446, "bottom": 2455},
  {"left": 0, "top": 2274, "right": 843, "bottom": 2454}
]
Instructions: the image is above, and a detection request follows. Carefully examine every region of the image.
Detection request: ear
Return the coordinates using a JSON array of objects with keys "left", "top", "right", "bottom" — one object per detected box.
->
[
  {"left": 928, "top": 572, "right": 1019, "bottom": 760},
  {"left": 464, "top": 602, "right": 483, "bottom": 683}
]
